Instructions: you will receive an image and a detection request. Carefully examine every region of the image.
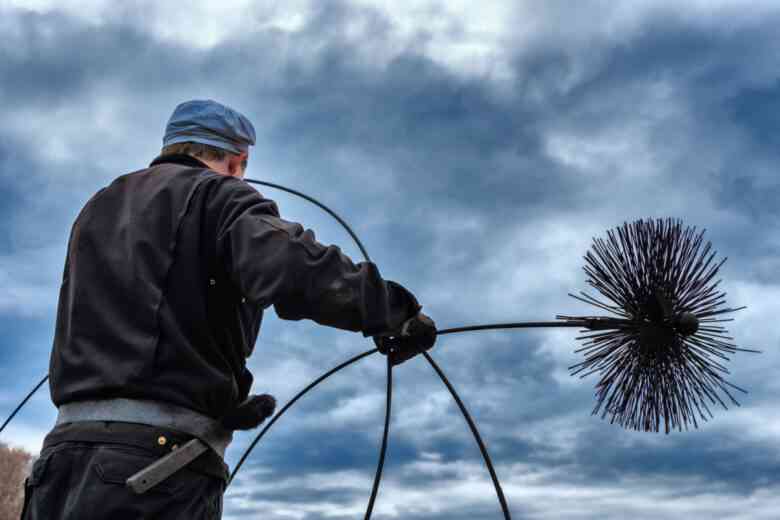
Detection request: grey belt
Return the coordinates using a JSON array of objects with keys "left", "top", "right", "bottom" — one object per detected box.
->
[
  {"left": 57, "top": 398, "right": 233, "bottom": 457},
  {"left": 57, "top": 398, "right": 233, "bottom": 494}
]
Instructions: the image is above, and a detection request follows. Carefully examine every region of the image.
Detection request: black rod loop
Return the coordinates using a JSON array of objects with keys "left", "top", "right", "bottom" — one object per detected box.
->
[
  {"left": 364, "top": 355, "right": 393, "bottom": 520},
  {"left": 0, "top": 374, "right": 48, "bottom": 435},
  {"left": 421, "top": 351, "right": 512, "bottom": 520},
  {"left": 245, "top": 179, "right": 372, "bottom": 263},
  {"left": 228, "top": 348, "right": 378, "bottom": 485}
]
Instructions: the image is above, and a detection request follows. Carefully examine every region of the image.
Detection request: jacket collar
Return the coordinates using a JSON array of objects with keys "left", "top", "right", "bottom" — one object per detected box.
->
[{"left": 149, "top": 154, "right": 210, "bottom": 169}]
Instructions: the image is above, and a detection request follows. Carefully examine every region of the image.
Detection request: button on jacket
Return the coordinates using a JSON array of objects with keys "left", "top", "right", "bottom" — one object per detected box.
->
[{"left": 50, "top": 154, "right": 420, "bottom": 419}]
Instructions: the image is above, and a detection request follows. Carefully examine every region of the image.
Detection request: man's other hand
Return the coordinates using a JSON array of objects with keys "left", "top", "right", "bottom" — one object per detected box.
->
[{"left": 220, "top": 393, "right": 276, "bottom": 431}]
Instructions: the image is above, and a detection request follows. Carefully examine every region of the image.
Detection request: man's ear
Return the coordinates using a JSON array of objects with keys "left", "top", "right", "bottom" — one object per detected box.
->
[{"left": 229, "top": 152, "right": 247, "bottom": 177}]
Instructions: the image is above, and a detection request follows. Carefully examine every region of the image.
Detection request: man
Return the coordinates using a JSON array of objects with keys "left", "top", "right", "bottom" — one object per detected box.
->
[{"left": 21, "top": 99, "right": 436, "bottom": 519}]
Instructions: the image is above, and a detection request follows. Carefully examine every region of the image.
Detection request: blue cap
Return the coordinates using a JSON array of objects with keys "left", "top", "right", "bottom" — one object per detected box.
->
[{"left": 163, "top": 99, "right": 256, "bottom": 155}]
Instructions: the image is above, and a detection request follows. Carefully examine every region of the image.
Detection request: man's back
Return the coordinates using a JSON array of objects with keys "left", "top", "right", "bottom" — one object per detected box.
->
[{"left": 51, "top": 156, "right": 266, "bottom": 417}]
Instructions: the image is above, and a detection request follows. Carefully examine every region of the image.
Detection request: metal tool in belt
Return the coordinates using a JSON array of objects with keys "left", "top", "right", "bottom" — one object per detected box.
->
[
  {"left": 126, "top": 437, "right": 212, "bottom": 494},
  {"left": 1, "top": 177, "right": 760, "bottom": 520}
]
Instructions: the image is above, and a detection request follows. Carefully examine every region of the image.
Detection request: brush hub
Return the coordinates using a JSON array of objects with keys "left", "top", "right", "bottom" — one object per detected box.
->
[
  {"left": 674, "top": 312, "right": 699, "bottom": 336},
  {"left": 642, "top": 288, "right": 674, "bottom": 323},
  {"left": 638, "top": 322, "right": 679, "bottom": 365}
]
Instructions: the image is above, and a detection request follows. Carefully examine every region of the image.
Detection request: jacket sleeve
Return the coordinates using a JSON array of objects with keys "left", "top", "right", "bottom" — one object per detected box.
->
[{"left": 212, "top": 178, "right": 421, "bottom": 337}]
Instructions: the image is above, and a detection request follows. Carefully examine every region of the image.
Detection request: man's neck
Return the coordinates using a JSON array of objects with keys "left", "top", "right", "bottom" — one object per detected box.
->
[{"left": 149, "top": 153, "right": 210, "bottom": 169}]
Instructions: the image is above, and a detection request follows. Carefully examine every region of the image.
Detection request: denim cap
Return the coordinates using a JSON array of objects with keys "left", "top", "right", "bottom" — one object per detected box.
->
[{"left": 163, "top": 99, "right": 256, "bottom": 155}]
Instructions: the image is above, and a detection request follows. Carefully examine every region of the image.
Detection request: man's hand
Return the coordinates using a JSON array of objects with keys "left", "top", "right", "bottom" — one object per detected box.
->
[
  {"left": 220, "top": 393, "right": 276, "bottom": 431},
  {"left": 374, "top": 312, "right": 437, "bottom": 366}
]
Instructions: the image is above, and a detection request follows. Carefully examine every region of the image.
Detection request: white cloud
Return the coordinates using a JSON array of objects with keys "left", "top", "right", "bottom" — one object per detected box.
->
[
  {"left": 1, "top": 0, "right": 516, "bottom": 80},
  {"left": 327, "top": 391, "right": 385, "bottom": 425},
  {"left": 1, "top": 0, "right": 313, "bottom": 47},
  {"left": 247, "top": 347, "right": 321, "bottom": 400},
  {"left": 352, "top": 0, "right": 517, "bottom": 80}
]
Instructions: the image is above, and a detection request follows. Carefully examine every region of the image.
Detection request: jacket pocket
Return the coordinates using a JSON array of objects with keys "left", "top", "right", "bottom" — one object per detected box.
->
[
  {"left": 92, "top": 447, "right": 184, "bottom": 495},
  {"left": 19, "top": 448, "right": 57, "bottom": 519},
  {"left": 19, "top": 477, "right": 33, "bottom": 519},
  {"left": 27, "top": 450, "right": 53, "bottom": 487}
]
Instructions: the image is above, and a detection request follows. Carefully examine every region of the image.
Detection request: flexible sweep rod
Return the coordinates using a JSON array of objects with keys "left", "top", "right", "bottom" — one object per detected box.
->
[
  {"left": 226, "top": 319, "right": 611, "bottom": 519},
  {"left": 225, "top": 320, "right": 596, "bottom": 482},
  {"left": 0, "top": 375, "right": 48, "bottom": 435}
]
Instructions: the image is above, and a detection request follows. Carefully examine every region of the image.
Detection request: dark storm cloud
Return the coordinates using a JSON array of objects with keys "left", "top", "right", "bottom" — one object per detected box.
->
[
  {"left": 727, "top": 80, "right": 780, "bottom": 152},
  {"left": 0, "top": 314, "right": 53, "bottom": 378},
  {"left": 0, "top": 140, "right": 90, "bottom": 254},
  {"left": 0, "top": 9, "right": 202, "bottom": 107},
  {"left": 0, "top": 137, "right": 37, "bottom": 254},
  {"left": 709, "top": 171, "right": 780, "bottom": 222},
  {"left": 258, "top": 46, "right": 586, "bottom": 220},
  {"left": 0, "top": 3, "right": 584, "bottom": 229},
  {"left": 2, "top": 4, "right": 778, "bottom": 233},
  {"left": 549, "top": 14, "right": 780, "bottom": 223},
  {"left": 220, "top": 7, "right": 780, "bottom": 295},
  {"left": 0, "top": 130, "right": 69, "bottom": 375},
  {"left": 569, "top": 425, "right": 780, "bottom": 495}
]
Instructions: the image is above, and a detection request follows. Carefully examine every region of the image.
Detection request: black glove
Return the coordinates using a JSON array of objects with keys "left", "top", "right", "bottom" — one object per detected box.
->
[
  {"left": 220, "top": 393, "right": 276, "bottom": 431},
  {"left": 374, "top": 312, "right": 437, "bottom": 366}
]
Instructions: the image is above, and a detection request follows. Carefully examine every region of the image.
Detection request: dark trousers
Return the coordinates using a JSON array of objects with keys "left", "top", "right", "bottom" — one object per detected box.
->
[{"left": 20, "top": 423, "right": 227, "bottom": 520}]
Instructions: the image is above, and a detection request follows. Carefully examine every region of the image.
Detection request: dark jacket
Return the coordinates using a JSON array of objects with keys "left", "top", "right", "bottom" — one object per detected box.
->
[{"left": 50, "top": 154, "right": 420, "bottom": 419}]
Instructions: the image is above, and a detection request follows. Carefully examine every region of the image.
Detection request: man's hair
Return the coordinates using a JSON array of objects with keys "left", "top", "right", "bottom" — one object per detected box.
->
[{"left": 162, "top": 141, "right": 247, "bottom": 170}]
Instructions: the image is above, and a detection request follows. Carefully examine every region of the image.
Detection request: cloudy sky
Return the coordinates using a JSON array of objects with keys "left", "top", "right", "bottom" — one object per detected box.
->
[{"left": 2, "top": 0, "right": 780, "bottom": 518}]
